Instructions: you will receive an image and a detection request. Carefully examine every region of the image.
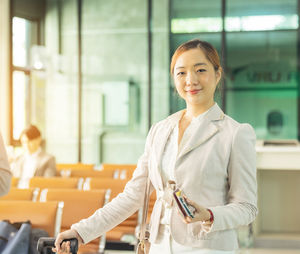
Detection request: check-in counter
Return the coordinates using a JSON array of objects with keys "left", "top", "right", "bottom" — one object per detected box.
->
[{"left": 254, "top": 144, "right": 300, "bottom": 248}]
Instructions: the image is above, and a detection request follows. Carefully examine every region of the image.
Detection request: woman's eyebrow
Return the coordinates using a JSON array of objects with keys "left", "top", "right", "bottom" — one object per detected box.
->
[
  {"left": 194, "top": 63, "right": 207, "bottom": 67},
  {"left": 175, "top": 62, "right": 207, "bottom": 70}
]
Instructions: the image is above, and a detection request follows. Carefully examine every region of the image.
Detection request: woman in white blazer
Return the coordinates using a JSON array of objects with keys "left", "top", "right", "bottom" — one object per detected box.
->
[
  {"left": 54, "top": 39, "right": 257, "bottom": 254},
  {"left": 0, "top": 133, "right": 12, "bottom": 196},
  {"left": 10, "top": 125, "right": 56, "bottom": 188}
]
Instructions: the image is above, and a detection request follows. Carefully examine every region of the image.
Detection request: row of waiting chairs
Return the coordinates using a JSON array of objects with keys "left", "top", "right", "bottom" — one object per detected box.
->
[
  {"left": 4, "top": 164, "right": 154, "bottom": 253},
  {"left": 10, "top": 175, "right": 157, "bottom": 221},
  {"left": 2, "top": 180, "right": 156, "bottom": 253},
  {"left": 11, "top": 177, "right": 127, "bottom": 191},
  {"left": 57, "top": 169, "right": 134, "bottom": 179},
  {"left": 56, "top": 163, "right": 136, "bottom": 171},
  {"left": 56, "top": 163, "right": 136, "bottom": 180},
  {"left": 0, "top": 188, "right": 110, "bottom": 253}
]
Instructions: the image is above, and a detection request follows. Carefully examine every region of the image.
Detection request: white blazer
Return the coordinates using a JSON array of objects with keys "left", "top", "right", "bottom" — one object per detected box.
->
[
  {"left": 0, "top": 133, "right": 12, "bottom": 196},
  {"left": 72, "top": 103, "right": 257, "bottom": 251},
  {"left": 11, "top": 151, "right": 56, "bottom": 178}
]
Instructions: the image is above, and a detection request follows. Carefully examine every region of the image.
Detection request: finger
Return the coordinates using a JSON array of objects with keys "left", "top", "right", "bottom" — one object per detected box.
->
[
  {"left": 185, "top": 216, "right": 192, "bottom": 223},
  {"left": 182, "top": 195, "right": 196, "bottom": 206},
  {"left": 182, "top": 194, "right": 191, "bottom": 201},
  {"left": 186, "top": 214, "right": 200, "bottom": 223},
  {"left": 66, "top": 241, "right": 71, "bottom": 253},
  {"left": 54, "top": 236, "right": 62, "bottom": 251},
  {"left": 177, "top": 209, "right": 188, "bottom": 223},
  {"left": 182, "top": 217, "right": 189, "bottom": 224},
  {"left": 61, "top": 241, "right": 69, "bottom": 253},
  {"left": 54, "top": 238, "right": 73, "bottom": 254},
  {"left": 183, "top": 217, "right": 191, "bottom": 224},
  {"left": 192, "top": 210, "right": 207, "bottom": 221}
]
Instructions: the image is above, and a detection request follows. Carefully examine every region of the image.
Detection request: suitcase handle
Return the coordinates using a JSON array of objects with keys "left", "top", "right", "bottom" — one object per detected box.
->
[{"left": 37, "top": 237, "right": 78, "bottom": 254}]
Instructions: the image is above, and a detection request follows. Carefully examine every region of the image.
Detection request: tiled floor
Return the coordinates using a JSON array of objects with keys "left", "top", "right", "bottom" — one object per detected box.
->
[
  {"left": 239, "top": 249, "right": 300, "bottom": 254},
  {"left": 105, "top": 249, "right": 300, "bottom": 254}
]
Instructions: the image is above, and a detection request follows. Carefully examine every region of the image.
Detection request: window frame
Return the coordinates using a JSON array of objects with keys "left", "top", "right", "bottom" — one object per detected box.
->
[{"left": 10, "top": 14, "right": 41, "bottom": 146}]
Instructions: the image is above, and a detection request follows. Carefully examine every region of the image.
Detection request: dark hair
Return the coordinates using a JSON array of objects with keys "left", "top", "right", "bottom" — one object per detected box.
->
[
  {"left": 20, "top": 125, "right": 41, "bottom": 140},
  {"left": 170, "top": 39, "right": 222, "bottom": 75}
]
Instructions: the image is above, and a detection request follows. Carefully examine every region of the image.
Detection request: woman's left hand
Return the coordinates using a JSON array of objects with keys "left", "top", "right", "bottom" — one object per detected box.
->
[{"left": 181, "top": 195, "right": 211, "bottom": 225}]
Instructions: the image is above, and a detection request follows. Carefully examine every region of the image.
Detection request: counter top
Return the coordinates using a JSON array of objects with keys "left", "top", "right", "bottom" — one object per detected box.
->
[
  {"left": 256, "top": 145, "right": 300, "bottom": 170},
  {"left": 256, "top": 146, "right": 300, "bottom": 153}
]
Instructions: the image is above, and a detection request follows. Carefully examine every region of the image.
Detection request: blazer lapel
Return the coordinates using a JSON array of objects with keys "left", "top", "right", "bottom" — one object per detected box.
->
[
  {"left": 177, "top": 104, "right": 225, "bottom": 160},
  {"left": 153, "top": 110, "right": 184, "bottom": 186}
]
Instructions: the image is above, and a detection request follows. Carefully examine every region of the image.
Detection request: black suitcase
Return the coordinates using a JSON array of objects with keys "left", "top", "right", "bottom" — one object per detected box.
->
[{"left": 37, "top": 237, "right": 78, "bottom": 254}]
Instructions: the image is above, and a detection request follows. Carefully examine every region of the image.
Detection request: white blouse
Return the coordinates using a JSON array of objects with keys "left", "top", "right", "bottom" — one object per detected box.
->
[
  {"left": 160, "top": 106, "right": 210, "bottom": 224},
  {"left": 18, "top": 148, "right": 42, "bottom": 188}
]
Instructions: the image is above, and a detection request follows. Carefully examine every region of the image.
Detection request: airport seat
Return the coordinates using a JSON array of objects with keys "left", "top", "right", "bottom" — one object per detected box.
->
[
  {"left": 84, "top": 177, "right": 139, "bottom": 245},
  {"left": 101, "top": 164, "right": 136, "bottom": 171},
  {"left": 40, "top": 188, "right": 110, "bottom": 253},
  {"left": 68, "top": 169, "right": 117, "bottom": 178},
  {"left": 29, "top": 177, "right": 84, "bottom": 189},
  {"left": 101, "top": 164, "right": 136, "bottom": 179},
  {"left": 11, "top": 177, "right": 19, "bottom": 187},
  {"left": 0, "top": 200, "right": 63, "bottom": 236},
  {"left": 105, "top": 212, "right": 138, "bottom": 244},
  {"left": 83, "top": 178, "right": 128, "bottom": 197},
  {"left": 56, "top": 163, "right": 94, "bottom": 170},
  {"left": 0, "top": 187, "right": 39, "bottom": 201}
]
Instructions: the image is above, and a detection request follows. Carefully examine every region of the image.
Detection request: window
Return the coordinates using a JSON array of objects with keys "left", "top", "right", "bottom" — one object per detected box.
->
[{"left": 12, "top": 17, "right": 38, "bottom": 142}]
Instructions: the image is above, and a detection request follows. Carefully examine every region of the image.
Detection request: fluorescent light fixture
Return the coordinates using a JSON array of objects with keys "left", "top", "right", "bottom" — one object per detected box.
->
[
  {"left": 171, "top": 14, "right": 298, "bottom": 33},
  {"left": 172, "top": 17, "right": 222, "bottom": 33},
  {"left": 227, "top": 14, "right": 298, "bottom": 31}
]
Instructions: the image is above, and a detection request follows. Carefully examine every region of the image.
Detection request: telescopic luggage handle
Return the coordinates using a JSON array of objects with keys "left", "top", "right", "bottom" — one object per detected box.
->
[{"left": 37, "top": 237, "right": 78, "bottom": 254}]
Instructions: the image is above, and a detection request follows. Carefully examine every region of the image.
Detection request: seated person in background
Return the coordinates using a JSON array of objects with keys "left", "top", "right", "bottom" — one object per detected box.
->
[
  {"left": 0, "top": 132, "right": 12, "bottom": 196},
  {"left": 11, "top": 125, "right": 56, "bottom": 188}
]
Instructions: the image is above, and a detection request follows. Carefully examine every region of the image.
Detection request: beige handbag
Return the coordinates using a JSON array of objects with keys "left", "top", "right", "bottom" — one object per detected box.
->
[{"left": 136, "top": 177, "right": 151, "bottom": 254}]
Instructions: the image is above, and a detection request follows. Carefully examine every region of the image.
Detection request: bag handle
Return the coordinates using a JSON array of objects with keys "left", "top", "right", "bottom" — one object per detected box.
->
[{"left": 139, "top": 177, "right": 151, "bottom": 242}]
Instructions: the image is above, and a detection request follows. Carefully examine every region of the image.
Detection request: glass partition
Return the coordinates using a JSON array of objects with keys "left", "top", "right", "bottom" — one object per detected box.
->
[
  {"left": 44, "top": 0, "right": 79, "bottom": 162},
  {"left": 226, "top": 0, "right": 298, "bottom": 140},
  {"left": 80, "top": 0, "right": 150, "bottom": 164}
]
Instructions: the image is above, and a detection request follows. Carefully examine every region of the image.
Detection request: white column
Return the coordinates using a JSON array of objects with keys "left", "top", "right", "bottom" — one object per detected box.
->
[{"left": 0, "top": 0, "right": 10, "bottom": 144}]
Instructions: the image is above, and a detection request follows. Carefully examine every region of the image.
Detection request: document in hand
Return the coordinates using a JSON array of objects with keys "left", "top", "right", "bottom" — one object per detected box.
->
[{"left": 173, "top": 189, "right": 196, "bottom": 218}]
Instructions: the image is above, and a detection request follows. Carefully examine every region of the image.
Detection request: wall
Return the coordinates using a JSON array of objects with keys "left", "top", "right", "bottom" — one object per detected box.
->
[
  {"left": 43, "top": 0, "right": 170, "bottom": 164},
  {"left": 0, "top": 0, "right": 10, "bottom": 144}
]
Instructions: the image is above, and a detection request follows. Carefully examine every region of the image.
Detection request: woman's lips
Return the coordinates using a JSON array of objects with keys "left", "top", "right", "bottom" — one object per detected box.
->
[{"left": 186, "top": 89, "right": 203, "bottom": 95}]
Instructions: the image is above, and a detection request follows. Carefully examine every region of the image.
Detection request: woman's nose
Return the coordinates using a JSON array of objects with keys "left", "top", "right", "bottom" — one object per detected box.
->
[{"left": 186, "top": 71, "right": 198, "bottom": 86}]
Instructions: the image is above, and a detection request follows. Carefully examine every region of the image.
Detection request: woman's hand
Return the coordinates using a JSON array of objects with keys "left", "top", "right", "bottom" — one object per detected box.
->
[
  {"left": 181, "top": 195, "right": 211, "bottom": 224},
  {"left": 52, "top": 229, "right": 83, "bottom": 254}
]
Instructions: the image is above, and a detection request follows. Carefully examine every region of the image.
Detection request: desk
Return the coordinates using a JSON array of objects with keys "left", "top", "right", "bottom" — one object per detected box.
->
[{"left": 254, "top": 146, "right": 300, "bottom": 248}]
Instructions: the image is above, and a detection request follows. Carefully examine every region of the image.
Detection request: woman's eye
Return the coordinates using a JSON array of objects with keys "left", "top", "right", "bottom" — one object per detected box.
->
[
  {"left": 177, "top": 72, "right": 185, "bottom": 76},
  {"left": 197, "top": 69, "right": 206, "bottom": 72}
]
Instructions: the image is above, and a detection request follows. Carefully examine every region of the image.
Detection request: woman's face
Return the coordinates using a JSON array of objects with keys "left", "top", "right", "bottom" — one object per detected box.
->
[
  {"left": 21, "top": 135, "right": 41, "bottom": 154},
  {"left": 173, "top": 48, "right": 221, "bottom": 107}
]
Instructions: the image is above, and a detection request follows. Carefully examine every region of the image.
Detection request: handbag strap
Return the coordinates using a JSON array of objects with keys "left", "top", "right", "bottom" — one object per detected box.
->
[{"left": 139, "top": 177, "right": 151, "bottom": 242}]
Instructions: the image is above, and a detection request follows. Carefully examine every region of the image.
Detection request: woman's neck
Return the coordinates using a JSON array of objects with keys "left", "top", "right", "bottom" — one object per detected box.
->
[{"left": 185, "top": 101, "right": 215, "bottom": 120}]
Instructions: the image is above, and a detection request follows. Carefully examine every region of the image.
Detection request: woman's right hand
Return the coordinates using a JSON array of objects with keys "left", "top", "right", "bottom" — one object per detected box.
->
[{"left": 52, "top": 229, "right": 84, "bottom": 253}]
